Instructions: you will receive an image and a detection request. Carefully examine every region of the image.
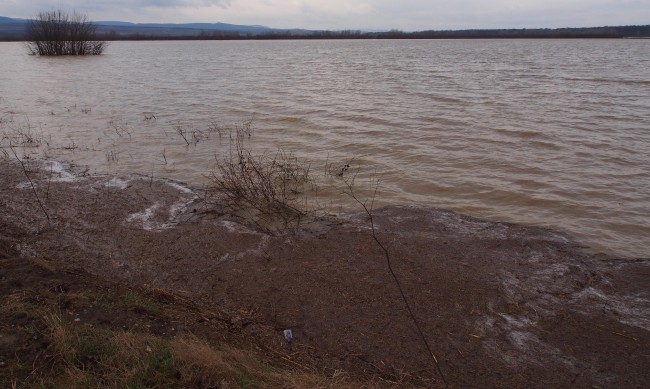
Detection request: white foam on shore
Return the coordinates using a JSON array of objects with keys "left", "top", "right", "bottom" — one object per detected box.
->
[
  {"left": 15, "top": 160, "right": 81, "bottom": 189},
  {"left": 168, "top": 182, "right": 194, "bottom": 194},
  {"left": 161, "top": 181, "right": 198, "bottom": 228},
  {"left": 105, "top": 177, "right": 130, "bottom": 190},
  {"left": 215, "top": 235, "right": 269, "bottom": 264},
  {"left": 571, "top": 287, "right": 650, "bottom": 331},
  {"left": 114, "top": 177, "right": 199, "bottom": 231},
  {"left": 478, "top": 310, "right": 577, "bottom": 370},
  {"left": 16, "top": 182, "right": 33, "bottom": 190},
  {"left": 47, "top": 161, "right": 77, "bottom": 182},
  {"left": 158, "top": 198, "right": 196, "bottom": 229},
  {"left": 219, "top": 220, "right": 256, "bottom": 234},
  {"left": 168, "top": 201, "right": 186, "bottom": 219},
  {"left": 479, "top": 244, "right": 650, "bottom": 372},
  {"left": 127, "top": 203, "right": 160, "bottom": 230}
]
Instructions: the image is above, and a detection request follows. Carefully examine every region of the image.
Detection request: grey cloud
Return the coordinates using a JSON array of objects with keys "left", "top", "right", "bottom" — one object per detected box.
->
[
  {"left": 141, "top": 0, "right": 232, "bottom": 7},
  {"left": 10, "top": 0, "right": 233, "bottom": 12},
  {"left": 98, "top": 0, "right": 233, "bottom": 9},
  {"left": 2, "top": 0, "right": 649, "bottom": 30}
]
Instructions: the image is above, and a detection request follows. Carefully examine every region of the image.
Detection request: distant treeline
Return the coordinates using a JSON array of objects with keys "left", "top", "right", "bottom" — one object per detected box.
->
[
  {"left": 79, "top": 25, "right": 650, "bottom": 41},
  {"left": 94, "top": 25, "right": 650, "bottom": 41},
  {"left": 375, "top": 25, "right": 650, "bottom": 39},
  {"left": 1, "top": 19, "right": 649, "bottom": 41}
]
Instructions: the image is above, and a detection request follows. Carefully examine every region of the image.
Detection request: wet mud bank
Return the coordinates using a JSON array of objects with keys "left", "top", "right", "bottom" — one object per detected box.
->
[{"left": 2, "top": 159, "right": 649, "bottom": 387}]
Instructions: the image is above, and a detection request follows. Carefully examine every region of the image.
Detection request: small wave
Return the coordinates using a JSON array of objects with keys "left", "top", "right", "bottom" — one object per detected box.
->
[
  {"left": 562, "top": 77, "right": 650, "bottom": 85},
  {"left": 495, "top": 127, "right": 546, "bottom": 139},
  {"left": 277, "top": 116, "right": 306, "bottom": 124},
  {"left": 529, "top": 140, "right": 562, "bottom": 150}
]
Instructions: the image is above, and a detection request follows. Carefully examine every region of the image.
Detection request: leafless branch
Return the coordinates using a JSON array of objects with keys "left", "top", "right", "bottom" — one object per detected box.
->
[
  {"left": 9, "top": 141, "right": 50, "bottom": 223},
  {"left": 341, "top": 175, "right": 448, "bottom": 388}
]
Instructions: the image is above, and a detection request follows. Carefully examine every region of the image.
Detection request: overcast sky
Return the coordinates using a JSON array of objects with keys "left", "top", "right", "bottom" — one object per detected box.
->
[{"left": 2, "top": 0, "right": 649, "bottom": 31}]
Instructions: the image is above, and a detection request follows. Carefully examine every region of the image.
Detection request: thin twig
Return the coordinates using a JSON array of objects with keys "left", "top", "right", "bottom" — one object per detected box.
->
[
  {"left": 177, "top": 125, "right": 190, "bottom": 146},
  {"left": 343, "top": 176, "right": 448, "bottom": 388},
  {"left": 46, "top": 161, "right": 53, "bottom": 200},
  {"left": 9, "top": 142, "right": 50, "bottom": 223}
]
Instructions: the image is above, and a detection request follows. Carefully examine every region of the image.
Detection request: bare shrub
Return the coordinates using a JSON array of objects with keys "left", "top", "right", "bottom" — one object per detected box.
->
[
  {"left": 63, "top": 140, "right": 77, "bottom": 150},
  {"left": 325, "top": 155, "right": 359, "bottom": 179},
  {"left": 108, "top": 118, "right": 132, "bottom": 138},
  {"left": 207, "top": 120, "right": 227, "bottom": 138},
  {"left": 175, "top": 118, "right": 249, "bottom": 146},
  {"left": 204, "top": 123, "right": 378, "bottom": 233},
  {"left": 26, "top": 10, "right": 107, "bottom": 56},
  {"left": 1, "top": 118, "right": 44, "bottom": 148},
  {"left": 208, "top": 128, "right": 313, "bottom": 232},
  {"left": 233, "top": 118, "right": 254, "bottom": 138},
  {"left": 105, "top": 146, "right": 119, "bottom": 163},
  {"left": 175, "top": 123, "right": 209, "bottom": 146}
]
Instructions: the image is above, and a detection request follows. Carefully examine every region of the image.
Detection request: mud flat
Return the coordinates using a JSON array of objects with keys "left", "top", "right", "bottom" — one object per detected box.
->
[{"left": 1, "top": 159, "right": 649, "bottom": 388}]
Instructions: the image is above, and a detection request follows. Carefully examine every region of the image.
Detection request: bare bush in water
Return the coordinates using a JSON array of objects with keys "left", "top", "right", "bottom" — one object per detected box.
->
[
  {"left": 208, "top": 127, "right": 314, "bottom": 232},
  {"left": 26, "top": 10, "right": 107, "bottom": 56}
]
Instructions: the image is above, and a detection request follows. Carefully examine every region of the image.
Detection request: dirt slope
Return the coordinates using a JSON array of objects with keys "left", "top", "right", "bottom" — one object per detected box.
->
[{"left": 2, "top": 159, "right": 648, "bottom": 388}]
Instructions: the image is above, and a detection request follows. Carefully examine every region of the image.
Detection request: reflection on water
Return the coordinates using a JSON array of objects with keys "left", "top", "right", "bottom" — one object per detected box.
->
[{"left": 1, "top": 39, "right": 649, "bottom": 257}]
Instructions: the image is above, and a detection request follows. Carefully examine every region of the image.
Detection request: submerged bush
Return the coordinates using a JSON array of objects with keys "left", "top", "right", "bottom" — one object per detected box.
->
[
  {"left": 208, "top": 126, "right": 313, "bottom": 232},
  {"left": 26, "top": 10, "right": 107, "bottom": 56}
]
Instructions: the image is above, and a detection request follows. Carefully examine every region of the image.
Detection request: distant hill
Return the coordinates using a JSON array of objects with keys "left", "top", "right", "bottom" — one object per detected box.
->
[
  {"left": 0, "top": 17, "right": 311, "bottom": 40},
  {"left": 0, "top": 16, "right": 28, "bottom": 39},
  {"left": 93, "top": 20, "right": 311, "bottom": 37},
  {"left": 1, "top": 16, "right": 648, "bottom": 41}
]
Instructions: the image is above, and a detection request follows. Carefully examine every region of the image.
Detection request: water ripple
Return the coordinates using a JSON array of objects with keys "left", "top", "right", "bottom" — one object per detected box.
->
[{"left": 1, "top": 39, "right": 648, "bottom": 257}]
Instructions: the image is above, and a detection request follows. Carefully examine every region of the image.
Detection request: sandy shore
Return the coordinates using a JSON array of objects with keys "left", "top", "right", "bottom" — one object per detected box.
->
[{"left": 1, "top": 158, "right": 649, "bottom": 387}]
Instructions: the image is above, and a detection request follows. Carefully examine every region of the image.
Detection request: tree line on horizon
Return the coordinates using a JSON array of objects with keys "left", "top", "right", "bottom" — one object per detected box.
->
[
  {"left": 1, "top": 11, "right": 649, "bottom": 43},
  {"left": 89, "top": 25, "right": 650, "bottom": 41}
]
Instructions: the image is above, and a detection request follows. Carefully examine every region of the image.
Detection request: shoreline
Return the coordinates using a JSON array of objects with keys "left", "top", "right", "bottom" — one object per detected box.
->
[
  {"left": 1, "top": 158, "right": 649, "bottom": 387},
  {"left": 3, "top": 37, "right": 650, "bottom": 259}
]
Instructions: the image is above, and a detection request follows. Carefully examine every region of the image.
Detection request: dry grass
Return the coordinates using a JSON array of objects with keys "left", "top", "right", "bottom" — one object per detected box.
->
[
  {"left": 16, "top": 311, "right": 361, "bottom": 389},
  {"left": 1, "top": 292, "right": 31, "bottom": 314},
  {"left": 171, "top": 335, "right": 354, "bottom": 388},
  {"left": 2, "top": 262, "right": 358, "bottom": 388}
]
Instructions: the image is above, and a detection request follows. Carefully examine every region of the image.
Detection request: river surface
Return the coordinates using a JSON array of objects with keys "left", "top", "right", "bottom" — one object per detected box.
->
[{"left": 1, "top": 40, "right": 649, "bottom": 257}]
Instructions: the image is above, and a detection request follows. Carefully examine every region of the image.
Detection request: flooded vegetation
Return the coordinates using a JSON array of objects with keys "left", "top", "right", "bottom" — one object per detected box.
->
[{"left": 2, "top": 39, "right": 649, "bottom": 256}]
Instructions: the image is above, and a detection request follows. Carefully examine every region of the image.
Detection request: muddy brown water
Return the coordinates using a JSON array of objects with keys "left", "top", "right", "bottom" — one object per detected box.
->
[{"left": 1, "top": 40, "right": 649, "bottom": 257}]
